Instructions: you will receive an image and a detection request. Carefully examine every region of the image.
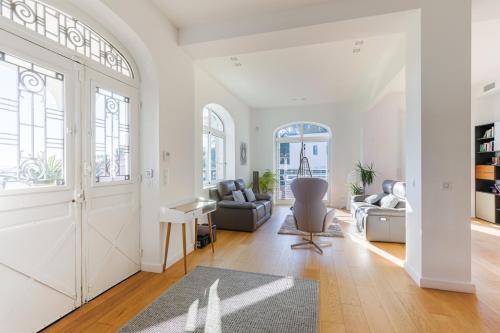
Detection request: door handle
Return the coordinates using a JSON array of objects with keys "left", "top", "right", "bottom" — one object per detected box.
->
[{"left": 73, "top": 189, "right": 85, "bottom": 203}]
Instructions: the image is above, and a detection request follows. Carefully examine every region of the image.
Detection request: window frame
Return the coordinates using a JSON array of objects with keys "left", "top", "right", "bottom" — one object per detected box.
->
[
  {"left": 0, "top": 0, "right": 138, "bottom": 88},
  {"left": 274, "top": 122, "right": 331, "bottom": 202},
  {"left": 202, "top": 107, "right": 226, "bottom": 187}
]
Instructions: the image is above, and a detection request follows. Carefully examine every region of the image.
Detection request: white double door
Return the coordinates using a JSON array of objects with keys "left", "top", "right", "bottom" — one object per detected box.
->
[{"left": 0, "top": 31, "right": 140, "bottom": 332}]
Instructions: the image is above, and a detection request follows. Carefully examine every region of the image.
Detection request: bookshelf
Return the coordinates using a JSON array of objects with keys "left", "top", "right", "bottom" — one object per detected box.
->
[{"left": 475, "top": 122, "right": 500, "bottom": 224}]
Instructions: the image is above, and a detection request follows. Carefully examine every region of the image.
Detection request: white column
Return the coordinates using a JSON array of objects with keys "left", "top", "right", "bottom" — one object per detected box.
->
[{"left": 405, "top": 0, "right": 474, "bottom": 292}]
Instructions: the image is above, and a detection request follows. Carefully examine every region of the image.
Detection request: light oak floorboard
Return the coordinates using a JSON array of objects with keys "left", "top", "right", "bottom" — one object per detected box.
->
[{"left": 44, "top": 207, "right": 500, "bottom": 332}]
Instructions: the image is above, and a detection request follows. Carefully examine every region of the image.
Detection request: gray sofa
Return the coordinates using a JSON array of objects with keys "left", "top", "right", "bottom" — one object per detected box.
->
[
  {"left": 209, "top": 179, "right": 272, "bottom": 232},
  {"left": 350, "top": 180, "right": 406, "bottom": 243}
]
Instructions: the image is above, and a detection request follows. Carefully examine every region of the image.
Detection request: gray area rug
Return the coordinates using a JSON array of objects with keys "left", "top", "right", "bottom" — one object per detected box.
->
[
  {"left": 120, "top": 266, "right": 318, "bottom": 333},
  {"left": 278, "top": 214, "right": 344, "bottom": 237}
]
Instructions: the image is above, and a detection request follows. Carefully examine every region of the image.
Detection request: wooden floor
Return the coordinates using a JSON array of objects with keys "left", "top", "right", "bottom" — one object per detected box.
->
[{"left": 44, "top": 206, "right": 500, "bottom": 332}]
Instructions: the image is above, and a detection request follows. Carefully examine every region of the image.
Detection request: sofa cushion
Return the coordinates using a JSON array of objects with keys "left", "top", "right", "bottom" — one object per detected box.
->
[
  {"left": 217, "top": 200, "right": 256, "bottom": 209},
  {"left": 382, "top": 180, "right": 397, "bottom": 194},
  {"left": 351, "top": 201, "right": 373, "bottom": 212},
  {"left": 254, "top": 202, "right": 266, "bottom": 220},
  {"left": 393, "top": 182, "right": 406, "bottom": 199},
  {"left": 234, "top": 179, "right": 246, "bottom": 191},
  {"left": 255, "top": 200, "right": 271, "bottom": 215},
  {"left": 232, "top": 190, "right": 246, "bottom": 203},
  {"left": 380, "top": 194, "right": 399, "bottom": 209},
  {"left": 244, "top": 188, "right": 256, "bottom": 202},
  {"left": 218, "top": 180, "right": 236, "bottom": 197},
  {"left": 364, "top": 193, "right": 385, "bottom": 205}
]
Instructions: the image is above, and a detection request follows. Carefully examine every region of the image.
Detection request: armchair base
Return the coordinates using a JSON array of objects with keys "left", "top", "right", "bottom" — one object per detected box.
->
[{"left": 291, "top": 233, "right": 332, "bottom": 254}]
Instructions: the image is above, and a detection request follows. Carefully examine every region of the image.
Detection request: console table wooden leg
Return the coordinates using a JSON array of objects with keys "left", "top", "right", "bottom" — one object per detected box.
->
[
  {"left": 207, "top": 213, "right": 215, "bottom": 253},
  {"left": 194, "top": 218, "right": 198, "bottom": 251},
  {"left": 162, "top": 222, "right": 172, "bottom": 272},
  {"left": 182, "top": 223, "right": 187, "bottom": 274}
]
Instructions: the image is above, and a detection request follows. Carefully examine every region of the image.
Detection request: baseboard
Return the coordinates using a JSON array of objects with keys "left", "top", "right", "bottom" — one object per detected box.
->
[
  {"left": 419, "top": 277, "right": 476, "bottom": 293},
  {"left": 141, "top": 262, "right": 163, "bottom": 273},
  {"left": 404, "top": 262, "right": 476, "bottom": 293},
  {"left": 141, "top": 244, "right": 195, "bottom": 274},
  {"left": 404, "top": 262, "right": 421, "bottom": 285}
]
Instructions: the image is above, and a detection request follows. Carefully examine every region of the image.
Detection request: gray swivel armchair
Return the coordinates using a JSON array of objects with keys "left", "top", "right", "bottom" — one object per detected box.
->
[{"left": 290, "top": 177, "right": 331, "bottom": 254}]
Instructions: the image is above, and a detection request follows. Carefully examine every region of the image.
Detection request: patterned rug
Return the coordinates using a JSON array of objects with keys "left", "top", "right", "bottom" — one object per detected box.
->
[
  {"left": 119, "top": 266, "right": 318, "bottom": 333},
  {"left": 278, "top": 214, "right": 344, "bottom": 238}
]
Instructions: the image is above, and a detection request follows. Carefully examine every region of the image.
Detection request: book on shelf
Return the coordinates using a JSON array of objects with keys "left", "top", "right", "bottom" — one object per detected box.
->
[{"left": 479, "top": 141, "right": 494, "bottom": 152}]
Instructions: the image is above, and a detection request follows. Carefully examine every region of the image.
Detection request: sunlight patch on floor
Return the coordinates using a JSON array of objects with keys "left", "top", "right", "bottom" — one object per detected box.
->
[
  {"left": 471, "top": 223, "right": 500, "bottom": 238},
  {"left": 348, "top": 233, "right": 405, "bottom": 267}
]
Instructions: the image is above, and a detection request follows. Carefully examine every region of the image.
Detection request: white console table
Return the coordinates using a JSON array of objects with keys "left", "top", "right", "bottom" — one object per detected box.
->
[{"left": 160, "top": 198, "right": 217, "bottom": 274}]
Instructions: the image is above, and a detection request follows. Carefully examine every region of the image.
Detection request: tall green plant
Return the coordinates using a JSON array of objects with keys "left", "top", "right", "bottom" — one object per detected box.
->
[
  {"left": 259, "top": 170, "right": 278, "bottom": 193},
  {"left": 349, "top": 183, "right": 363, "bottom": 195},
  {"left": 355, "top": 161, "right": 376, "bottom": 194}
]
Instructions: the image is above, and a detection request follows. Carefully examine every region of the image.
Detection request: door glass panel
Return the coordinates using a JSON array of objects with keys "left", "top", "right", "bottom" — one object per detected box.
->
[
  {"left": 0, "top": 51, "right": 65, "bottom": 190},
  {"left": 94, "top": 87, "right": 130, "bottom": 183}
]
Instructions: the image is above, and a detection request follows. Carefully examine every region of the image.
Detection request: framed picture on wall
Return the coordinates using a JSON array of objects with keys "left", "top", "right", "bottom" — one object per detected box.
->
[{"left": 240, "top": 142, "right": 247, "bottom": 166}]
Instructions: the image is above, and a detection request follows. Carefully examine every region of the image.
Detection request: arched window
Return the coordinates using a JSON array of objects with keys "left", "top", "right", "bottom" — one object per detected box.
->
[
  {"left": 275, "top": 122, "right": 330, "bottom": 200},
  {"left": 203, "top": 105, "right": 226, "bottom": 186},
  {"left": 0, "top": 0, "right": 133, "bottom": 78}
]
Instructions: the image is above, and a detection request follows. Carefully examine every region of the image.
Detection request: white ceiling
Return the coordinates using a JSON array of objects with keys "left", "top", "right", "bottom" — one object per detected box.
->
[
  {"left": 197, "top": 35, "right": 404, "bottom": 109},
  {"left": 152, "top": 0, "right": 500, "bottom": 108},
  {"left": 151, "top": 0, "right": 330, "bottom": 28}
]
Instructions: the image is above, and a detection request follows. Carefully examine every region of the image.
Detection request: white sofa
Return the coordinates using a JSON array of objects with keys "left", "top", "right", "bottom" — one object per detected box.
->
[{"left": 350, "top": 180, "right": 406, "bottom": 243}]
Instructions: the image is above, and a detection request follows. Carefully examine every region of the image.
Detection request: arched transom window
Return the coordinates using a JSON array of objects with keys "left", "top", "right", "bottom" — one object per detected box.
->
[
  {"left": 0, "top": 0, "right": 133, "bottom": 78},
  {"left": 275, "top": 122, "right": 330, "bottom": 200},
  {"left": 203, "top": 105, "right": 225, "bottom": 186}
]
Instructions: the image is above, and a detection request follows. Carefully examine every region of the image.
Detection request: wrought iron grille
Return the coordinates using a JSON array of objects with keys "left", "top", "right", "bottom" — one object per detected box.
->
[
  {"left": 0, "top": 0, "right": 133, "bottom": 78},
  {"left": 0, "top": 51, "right": 65, "bottom": 190},
  {"left": 94, "top": 87, "right": 130, "bottom": 183}
]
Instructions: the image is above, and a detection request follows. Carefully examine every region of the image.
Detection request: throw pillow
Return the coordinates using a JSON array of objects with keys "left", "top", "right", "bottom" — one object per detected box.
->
[
  {"left": 243, "top": 188, "right": 257, "bottom": 202},
  {"left": 232, "top": 190, "right": 246, "bottom": 203},
  {"left": 380, "top": 194, "right": 399, "bottom": 209},
  {"left": 364, "top": 194, "right": 384, "bottom": 205}
]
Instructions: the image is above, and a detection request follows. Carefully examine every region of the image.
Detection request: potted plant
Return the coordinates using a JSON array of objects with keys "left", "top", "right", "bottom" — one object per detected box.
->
[
  {"left": 258, "top": 169, "right": 278, "bottom": 194},
  {"left": 349, "top": 182, "right": 364, "bottom": 196},
  {"left": 355, "top": 161, "right": 376, "bottom": 195}
]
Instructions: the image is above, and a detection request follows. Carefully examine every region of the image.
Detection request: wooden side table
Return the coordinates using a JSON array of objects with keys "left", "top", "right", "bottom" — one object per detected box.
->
[{"left": 160, "top": 199, "right": 216, "bottom": 274}]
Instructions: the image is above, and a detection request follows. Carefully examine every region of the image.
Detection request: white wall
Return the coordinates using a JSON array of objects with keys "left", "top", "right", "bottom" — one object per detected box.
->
[
  {"left": 195, "top": 67, "right": 253, "bottom": 197},
  {"left": 405, "top": 0, "right": 473, "bottom": 292},
  {"left": 362, "top": 92, "right": 406, "bottom": 193},
  {"left": 251, "top": 103, "right": 361, "bottom": 208}
]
